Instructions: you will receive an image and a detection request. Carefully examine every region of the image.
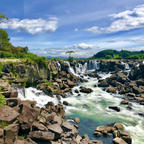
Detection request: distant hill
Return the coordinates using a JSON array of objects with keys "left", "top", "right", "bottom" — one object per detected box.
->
[{"left": 91, "top": 49, "right": 144, "bottom": 59}]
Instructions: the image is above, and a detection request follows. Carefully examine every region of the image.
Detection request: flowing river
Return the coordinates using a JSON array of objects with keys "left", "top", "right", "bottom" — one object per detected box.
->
[{"left": 18, "top": 61, "right": 144, "bottom": 144}]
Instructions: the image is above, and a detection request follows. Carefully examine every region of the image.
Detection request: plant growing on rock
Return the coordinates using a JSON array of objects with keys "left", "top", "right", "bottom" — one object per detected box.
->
[{"left": 0, "top": 93, "right": 6, "bottom": 107}]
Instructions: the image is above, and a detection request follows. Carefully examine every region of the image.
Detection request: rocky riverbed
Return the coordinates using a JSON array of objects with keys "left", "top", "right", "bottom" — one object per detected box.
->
[{"left": 0, "top": 59, "right": 144, "bottom": 144}]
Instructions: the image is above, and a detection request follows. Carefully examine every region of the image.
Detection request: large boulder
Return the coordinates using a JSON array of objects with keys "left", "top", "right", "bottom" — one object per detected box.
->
[
  {"left": 18, "top": 104, "right": 40, "bottom": 131},
  {"left": 28, "top": 131, "right": 55, "bottom": 141},
  {"left": 47, "top": 124, "right": 63, "bottom": 135},
  {"left": 113, "top": 137, "right": 127, "bottom": 144},
  {"left": 4, "top": 124, "right": 18, "bottom": 144},
  {"left": 0, "top": 106, "right": 19, "bottom": 123}
]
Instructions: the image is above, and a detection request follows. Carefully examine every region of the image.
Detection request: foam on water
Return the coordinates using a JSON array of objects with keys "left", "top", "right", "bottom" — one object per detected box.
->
[{"left": 18, "top": 87, "right": 59, "bottom": 108}]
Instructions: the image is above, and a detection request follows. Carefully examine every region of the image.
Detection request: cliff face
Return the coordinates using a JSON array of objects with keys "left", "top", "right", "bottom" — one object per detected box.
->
[{"left": 0, "top": 59, "right": 83, "bottom": 97}]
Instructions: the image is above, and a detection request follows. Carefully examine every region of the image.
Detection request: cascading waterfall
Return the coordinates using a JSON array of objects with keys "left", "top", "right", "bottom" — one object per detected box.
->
[
  {"left": 87, "top": 60, "right": 100, "bottom": 70},
  {"left": 57, "top": 61, "right": 61, "bottom": 71},
  {"left": 17, "top": 61, "right": 144, "bottom": 144},
  {"left": 121, "top": 61, "right": 130, "bottom": 70},
  {"left": 66, "top": 60, "right": 100, "bottom": 77}
]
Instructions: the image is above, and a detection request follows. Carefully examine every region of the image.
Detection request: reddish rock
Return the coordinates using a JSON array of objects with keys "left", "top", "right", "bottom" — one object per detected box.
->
[
  {"left": 0, "top": 106, "right": 19, "bottom": 123},
  {"left": 47, "top": 124, "right": 63, "bottom": 134},
  {"left": 28, "top": 131, "right": 55, "bottom": 141},
  {"left": 4, "top": 124, "right": 18, "bottom": 144}
]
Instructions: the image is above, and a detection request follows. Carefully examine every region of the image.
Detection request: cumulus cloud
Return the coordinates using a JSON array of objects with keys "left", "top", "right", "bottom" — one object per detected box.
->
[
  {"left": 31, "top": 43, "right": 97, "bottom": 58},
  {"left": 72, "top": 43, "right": 93, "bottom": 50},
  {"left": 0, "top": 17, "right": 58, "bottom": 34},
  {"left": 85, "top": 4, "right": 144, "bottom": 33}
]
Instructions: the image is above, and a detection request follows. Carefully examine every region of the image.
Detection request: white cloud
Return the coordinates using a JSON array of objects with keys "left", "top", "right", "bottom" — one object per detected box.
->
[
  {"left": 73, "top": 43, "right": 93, "bottom": 50},
  {"left": 0, "top": 18, "right": 58, "bottom": 34},
  {"left": 31, "top": 42, "right": 97, "bottom": 58},
  {"left": 74, "top": 28, "right": 78, "bottom": 32},
  {"left": 85, "top": 4, "right": 144, "bottom": 33}
]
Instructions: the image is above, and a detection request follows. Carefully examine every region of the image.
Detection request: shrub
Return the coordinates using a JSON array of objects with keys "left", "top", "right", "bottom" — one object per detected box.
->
[{"left": 0, "top": 93, "right": 6, "bottom": 107}]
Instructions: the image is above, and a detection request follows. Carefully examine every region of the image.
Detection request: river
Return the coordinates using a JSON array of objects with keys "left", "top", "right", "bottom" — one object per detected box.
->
[{"left": 18, "top": 61, "right": 144, "bottom": 144}]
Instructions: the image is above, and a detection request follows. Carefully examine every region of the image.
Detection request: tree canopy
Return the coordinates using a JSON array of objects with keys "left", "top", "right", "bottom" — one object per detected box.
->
[{"left": 92, "top": 49, "right": 144, "bottom": 60}]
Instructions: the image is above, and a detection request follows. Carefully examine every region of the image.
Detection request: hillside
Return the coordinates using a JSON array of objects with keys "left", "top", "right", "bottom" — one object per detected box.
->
[{"left": 92, "top": 49, "right": 144, "bottom": 59}]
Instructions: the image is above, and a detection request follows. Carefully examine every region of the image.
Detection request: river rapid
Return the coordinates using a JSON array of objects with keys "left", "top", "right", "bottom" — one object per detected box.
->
[{"left": 18, "top": 60, "right": 144, "bottom": 144}]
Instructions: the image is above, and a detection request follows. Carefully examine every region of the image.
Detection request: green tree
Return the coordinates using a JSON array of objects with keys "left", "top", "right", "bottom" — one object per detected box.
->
[
  {"left": 0, "top": 13, "right": 8, "bottom": 21},
  {"left": 66, "top": 50, "right": 75, "bottom": 57}
]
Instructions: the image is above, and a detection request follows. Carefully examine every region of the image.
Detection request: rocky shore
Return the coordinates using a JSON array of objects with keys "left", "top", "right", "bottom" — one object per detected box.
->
[{"left": 0, "top": 98, "right": 104, "bottom": 144}]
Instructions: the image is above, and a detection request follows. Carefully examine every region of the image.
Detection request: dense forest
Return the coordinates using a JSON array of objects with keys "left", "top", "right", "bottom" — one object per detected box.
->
[{"left": 92, "top": 49, "right": 144, "bottom": 59}]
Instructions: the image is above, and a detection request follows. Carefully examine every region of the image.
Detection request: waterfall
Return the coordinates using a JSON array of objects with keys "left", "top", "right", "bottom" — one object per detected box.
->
[
  {"left": 18, "top": 87, "right": 59, "bottom": 108},
  {"left": 64, "top": 60, "right": 100, "bottom": 77},
  {"left": 121, "top": 62, "right": 130, "bottom": 70},
  {"left": 57, "top": 61, "right": 61, "bottom": 71},
  {"left": 75, "top": 63, "right": 87, "bottom": 75}
]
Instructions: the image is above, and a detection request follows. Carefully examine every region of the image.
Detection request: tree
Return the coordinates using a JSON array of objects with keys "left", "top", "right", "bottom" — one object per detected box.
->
[
  {"left": 0, "top": 13, "right": 8, "bottom": 22},
  {"left": 66, "top": 51, "right": 75, "bottom": 62},
  {"left": 66, "top": 50, "right": 75, "bottom": 58}
]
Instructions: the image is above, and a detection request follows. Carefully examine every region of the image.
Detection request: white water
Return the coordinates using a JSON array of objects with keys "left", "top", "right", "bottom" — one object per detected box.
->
[
  {"left": 18, "top": 60, "right": 144, "bottom": 144},
  {"left": 18, "top": 88, "right": 59, "bottom": 108}
]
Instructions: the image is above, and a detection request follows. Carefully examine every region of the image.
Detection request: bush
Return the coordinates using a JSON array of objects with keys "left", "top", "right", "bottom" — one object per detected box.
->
[
  {"left": 0, "top": 93, "right": 6, "bottom": 107},
  {"left": 0, "top": 62, "right": 3, "bottom": 74}
]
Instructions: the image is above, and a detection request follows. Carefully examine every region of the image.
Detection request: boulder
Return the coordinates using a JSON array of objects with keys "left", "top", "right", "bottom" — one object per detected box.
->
[
  {"left": 47, "top": 124, "right": 63, "bottom": 134},
  {"left": 0, "top": 128, "right": 4, "bottom": 144},
  {"left": 109, "top": 106, "right": 120, "bottom": 112},
  {"left": 113, "top": 137, "right": 127, "bottom": 144},
  {"left": 119, "top": 131, "right": 132, "bottom": 144},
  {"left": 74, "top": 117, "right": 80, "bottom": 123},
  {"left": 32, "top": 121, "right": 48, "bottom": 131},
  {"left": 126, "top": 93, "right": 135, "bottom": 97},
  {"left": 106, "top": 87, "right": 116, "bottom": 93},
  {"left": 114, "top": 123, "right": 124, "bottom": 130},
  {"left": 6, "top": 98, "right": 21, "bottom": 107},
  {"left": 67, "top": 80, "right": 76, "bottom": 88},
  {"left": 18, "top": 104, "right": 40, "bottom": 129},
  {"left": 74, "top": 89, "right": 79, "bottom": 93},
  {"left": 120, "top": 100, "right": 129, "bottom": 105},
  {"left": 80, "top": 87, "right": 93, "bottom": 93},
  {"left": 4, "top": 124, "right": 18, "bottom": 144},
  {"left": 28, "top": 131, "right": 55, "bottom": 141},
  {"left": 63, "top": 101, "right": 69, "bottom": 106},
  {"left": 62, "top": 121, "right": 77, "bottom": 133},
  {"left": 0, "top": 106, "right": 19, "bottom": 123},
  {"left": 55, "top": 104, "right": 65, "bottom": 118},
  {"left": 93, "top": 131, "right": 102, "bottom": 137},
  {"left": 98, "top": 79, "right": 109, "bottom": 87},
  {"left": 14, "top": 138, "right": 36, "bottom": 144},
  {"left": 95, "top": 125, "right": 115, "bottom": 133}
]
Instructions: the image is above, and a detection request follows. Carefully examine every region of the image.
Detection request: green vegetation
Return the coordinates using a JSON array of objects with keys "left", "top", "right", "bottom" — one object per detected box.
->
[
  {"left": 0, "top": 93, "right": 6, "bottom": 107},
  {"left": 45, "top": 80, "right": 56, "bottom": 87},
  {"left": 0, "top": 62, "right": 3, "bottom": 74},
  {"left": 92, "top": 49, "right": 144, "bottom": 60},
  {"left": 18, "top": 135, "right": 25, "bottom": 140},
  {"left": 66, "top": 50, "right": 75, "bottom": 62},
  {"left": 0, "top": 28, "right": 47, "bottom": 67},
  {"left": 0, "top": 121, "right": 8, "bottom": 129}
]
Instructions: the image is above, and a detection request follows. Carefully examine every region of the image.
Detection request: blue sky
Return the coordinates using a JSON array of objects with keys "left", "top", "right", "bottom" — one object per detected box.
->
[{"left": 1, "top": 0, "right": 144, "bottom": 57}]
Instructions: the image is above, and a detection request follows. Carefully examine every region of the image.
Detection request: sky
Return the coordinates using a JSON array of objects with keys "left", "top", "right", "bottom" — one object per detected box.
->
[{"left": 1, "top": 0, "right": 144, "bottom": 58}]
